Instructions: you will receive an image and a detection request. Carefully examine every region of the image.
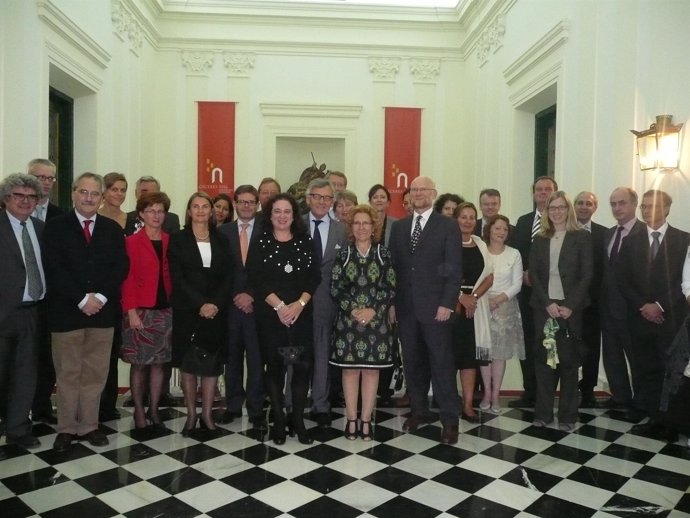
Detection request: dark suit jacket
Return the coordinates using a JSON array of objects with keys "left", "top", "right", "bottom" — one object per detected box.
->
[
  {"left": 588, "top": 221, "right": 606, "bottom": 304},
  {"left": 513, "top": 210, "right": 539, "bottom": 270},
  {"left": 601, "top": 219, "right": 645, "bottom": 320},
  {"left": 389, "top": 211, "right": 462, "bottom": 324},
  {"left": 529, "top": 229, "right": 593, "bottom": 311},
  {"left": 44, "top": 211, "right": 128, "bottom": 331},
  {"left": 303, "top": 214, "right": 348, "bottom": 322},
  {"left": 121, "top": 229, "right": 172, "bottom": 311},
  {"left": 168, "top": 228, "right": 234, "bottom": 312},
  {"left": 126, "top": 210, "right": 180, "bottom": 236},
  {"left": 0, "top": 211, "right": 45, "bottom": 323},
  {"left": 616, "top": 223, "right": 689, "bottom": 327},
  {"left": 45, "top": 202, "right": 63, "bottom": 221},
  {"left": 218, "top": 218, "right": 264, "bottom": 297}
]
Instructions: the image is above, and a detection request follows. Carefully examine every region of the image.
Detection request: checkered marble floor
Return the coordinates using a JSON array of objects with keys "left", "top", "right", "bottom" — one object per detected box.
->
[{"left": 2, "top": 404, "right": 689, "bottom": 518}]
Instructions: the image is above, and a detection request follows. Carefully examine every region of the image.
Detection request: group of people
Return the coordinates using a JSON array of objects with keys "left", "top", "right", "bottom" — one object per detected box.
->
[{"left": 1, "top": 162, "right": 688, "bottom": 454}]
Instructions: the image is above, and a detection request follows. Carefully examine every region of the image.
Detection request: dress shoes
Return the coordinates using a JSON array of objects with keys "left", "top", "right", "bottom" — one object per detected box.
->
[
  {"left": 461, "top": 411, "right": 481, "bottom": 424},
  {"left": 33, "top": 412, "right": 58, "bottom": 425},
  {"left": 508, "top": 397, "right": 535, "bottom": 408},
  {"left": 53, "top": 433, "right": 75, "bottom": 452},
  {"left": 311, "top": 412, "right": 332, "bottom": 428},
  {"left": 82, "top": 429, "right": 109, "bottom": 446},
  {"left": 402, "top": 414, "right": 435, "bottom": 432},
  {"left": 601, "top": 397, "right": 630, "bottom": 411},
  {"left": 615, "top": 408, "right": 647, "bottom": 423},
  {"left": 579, "top": 394, "right": 597, "bottom": 408},
  {"left": 441, "top": 425, "right": 459, "bottom": 445},
  {"left": 214, "top": 410, "right": 237, "bottom": 424},
  {"left": 6, "top": 434, "right": 41, "bottom": 449},
  {"left": 631, "top": 421, "right": 679, "bottom": 442}
]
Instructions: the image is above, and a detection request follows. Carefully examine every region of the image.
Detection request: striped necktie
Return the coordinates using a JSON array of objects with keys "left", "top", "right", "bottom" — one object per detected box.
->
[{"left": 531, "top": 212, "right": 541, "bottom": 241}]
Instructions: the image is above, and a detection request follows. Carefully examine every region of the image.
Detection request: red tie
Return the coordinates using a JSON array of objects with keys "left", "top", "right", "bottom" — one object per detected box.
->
[{"left": 83, "top": 219, "right": 93, "bottom": 243}]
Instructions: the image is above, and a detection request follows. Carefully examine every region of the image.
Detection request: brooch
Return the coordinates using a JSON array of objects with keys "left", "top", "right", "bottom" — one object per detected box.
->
[{"left": 284, "top": 262, "right": 293, "bottom": 273}]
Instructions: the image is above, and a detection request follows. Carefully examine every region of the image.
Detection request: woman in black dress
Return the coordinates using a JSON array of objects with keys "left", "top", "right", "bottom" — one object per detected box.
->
[
  {"left": 169, "top": 192, "right": 233, "bottom": 436},
  {"left": 247, "top": 193, "right": 320, "bottom": 445}
]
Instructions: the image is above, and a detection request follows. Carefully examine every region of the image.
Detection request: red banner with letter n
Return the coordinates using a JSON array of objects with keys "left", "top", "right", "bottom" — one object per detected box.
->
[
  {"left": 198, "top": 101, "right": 236, "bottom": 198},
  {"left": 384, "top": 107, "right": 421, "bottom": 219}
]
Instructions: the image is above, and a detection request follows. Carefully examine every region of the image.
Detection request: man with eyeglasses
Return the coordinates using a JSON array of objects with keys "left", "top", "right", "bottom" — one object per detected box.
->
[
  {"left": 615, "top": 189, "right": 689, "bottom": 441},
  {"left": 44, "top": 173, "right": 128, "bottom": 452},
  {"left": 215, "top": 185, "right": 267, "bottom": 431},
  {"left": 27, "top": 158, "right": 63, "bottom": 222},
  {"left": 26, "top": 159, "right": 64, "bottom": 426},
  {"left": 304, "top": 178, "right": 347, "bottom": 427},
  {"left": 0, "top": 173, "right": 46, "bottom": 449}
]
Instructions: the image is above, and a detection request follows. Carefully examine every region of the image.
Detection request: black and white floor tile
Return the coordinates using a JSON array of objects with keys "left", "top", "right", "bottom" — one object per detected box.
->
[{"left": 2, "top": 404, "right": 689, "bottom": 517}]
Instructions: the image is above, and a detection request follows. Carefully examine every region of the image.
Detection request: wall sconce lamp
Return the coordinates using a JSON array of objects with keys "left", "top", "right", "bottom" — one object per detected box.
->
[{"left": 631, "top": 115, "right": 683, "bottom": 171}]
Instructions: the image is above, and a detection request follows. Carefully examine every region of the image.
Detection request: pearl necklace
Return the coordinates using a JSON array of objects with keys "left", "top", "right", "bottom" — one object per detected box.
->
[
  {"left": 194, "top": 231, "right": 210, "bottom": 241},
  {"left": 462, "top": 238, "right": 473, "bottom": 245}
]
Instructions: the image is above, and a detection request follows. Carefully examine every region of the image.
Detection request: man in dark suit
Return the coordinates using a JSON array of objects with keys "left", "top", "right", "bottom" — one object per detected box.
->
[
  {"left": 304, "top": 178, "right": 347, "bottom": 427},
  {"left": 574, "top": 191, "right": 607, "bottom": 407},
  {"left": 216, "top": 185, "right": 267, "bottom": 430},
  {"left": 126, "top": 176, "right": 180, "bottom": 235},
  {"left": 389, "top": 176, "right": 462, "bottom": 445},
  {"left": 474, "top": 188, "right": 501, "bottom": 237},
  {"left": 26, "top": 158, "right": 64, "bottom": 425},
  {"left": 0, "top": 173, "right": 46, "bottom": 448},
  {"left": 601, "top": 187, "right": 644, "bottom": 411},
  {"left": 510, "top": 175, "right": 558, "bottom": 407},
  {"left": 616, "top": 189, "right": 689, "bottom": 434},
  {"left": 45, "top": 173, "right": 129, "bottom": 452}
]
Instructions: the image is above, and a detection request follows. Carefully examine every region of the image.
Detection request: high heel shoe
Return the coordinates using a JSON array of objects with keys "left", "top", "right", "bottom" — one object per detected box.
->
[
  {"left": 181, "top": 415, "right": 198, "bottom": 437},
  {"left": 360, "top": 421, "right": 373, "bottom": 441},
  {"left": 461, "top": 411, "right": 480, "bottom": 424},
  {"left": 270, "top": 426, "right": 287, "bottom": 445},
  {"left": 199, "top": 416, "right": 221, "bottom": 437},
  {"left": 344, "top": 419, "right": 358, "bottom": 441}
]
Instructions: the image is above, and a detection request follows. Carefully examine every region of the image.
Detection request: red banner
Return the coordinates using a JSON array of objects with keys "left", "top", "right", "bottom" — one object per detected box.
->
[
  {"left": 198, "top": 101, "right": 236, "bottom": 198},
  {"left": 384, "top": 107, "right": 422, "bottom": 219}
]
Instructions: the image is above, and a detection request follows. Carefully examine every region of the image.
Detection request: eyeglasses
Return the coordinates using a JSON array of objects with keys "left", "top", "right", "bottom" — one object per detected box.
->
[
  {"left": 75, "top": 189, "right": 102, "bottom": 198},
  {"left": 409, "top": 187, "right": 433, "bottom": 194},
  {"left": 143, "top": 209, "right": 166, "bottom": 216},
  {"left": 9, "top": 193, "right": 39, "bottom": 203},
  {"left": 309, "top": 193, "right": 334, "bottom": 203},
  {"left": 548, "top": 205, "right": 568, "bottom": 212},
  {"left": 236, "top": 199, "right": 257, "bottom": 206},
  {"left": 33, "top": 175, "right": 56, "bottom": 183}
]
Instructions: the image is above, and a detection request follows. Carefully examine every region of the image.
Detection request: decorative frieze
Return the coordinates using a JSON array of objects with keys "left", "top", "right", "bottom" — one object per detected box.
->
[
  {"left": 111, "top": 1, "right": 143, "bottom": 54},
  {"left": 368, "top": 57, "right": 400, "bottom": 81},
  {"left": 409, "top": 59, "right": 440, "bottom": 82},
  {"left": 477, "top": 14, "right": 506, "bottom": 66},
  {"left": 223, "top": 52, "right": 256, "bottom": 76},
  {"left": 181, "top": 51, "right": 215, "bottom": 73}
]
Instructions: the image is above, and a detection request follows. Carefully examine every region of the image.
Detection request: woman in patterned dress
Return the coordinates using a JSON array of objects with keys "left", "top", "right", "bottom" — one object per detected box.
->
[{"left": 330, "top": 205, "right": 396, "bottom": 440}]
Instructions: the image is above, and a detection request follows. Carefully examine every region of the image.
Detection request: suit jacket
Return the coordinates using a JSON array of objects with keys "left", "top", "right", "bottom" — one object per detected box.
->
[
  {"left": 529, "top": 229, "right": 593, "bottom": 311},
  {"left": 44, "top": 211, "right": 128, "bottom": 331},
  {"left": 588, "top": 221, "right": 607, "bottom": 304},
  {"left": 218, "top": 217, "right": 264, "bottom": 297},
  {"left": 513, "top": 210, "right": 539, "bottom": 270},
  {"left": 616, "top": 223, "right": 689, "bottom": 327},
  {"left": 382, "top": 215, "right": 397, "bottom": 248},
  {"left": 168, "top": 228, "right": 234, "bottom": 312},
  {"left": 126, "top": 210, "right": 180, "bottom": 236},
  {"left": 0, "top": 210, "right": 45, "bottom": 323},
  {"left": 45, "top": 202, "right": 63, "bottom": 221},
  {"left": 601, "top": 219, "right": 645, "bottom": 320},
  {"left": 304, "top": 214, "right": 348, "bottom": 322},
  {"left": 388, "top": 211, "right": 462, "bottom": 323},
  {"left": 121, "top": 229, "right": 172, "bottom": 311}
]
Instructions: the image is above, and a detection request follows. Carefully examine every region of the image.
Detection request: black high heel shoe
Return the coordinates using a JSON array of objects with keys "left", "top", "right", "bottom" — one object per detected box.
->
[
  {"left": 271, "top": 426, "right": 287, "bottom": 445},
  {"left": 181, "top": 415, "right": 198, "bottom": 437},
  {"left": 199, "top": 416, "right": 222, "bottom": 437},
  {"left": 360, "top": 421, "right": 373, "bottom": 441},
  {"left": 344, "top": 419, "right": 358, "bottom": 441},
  {"left": 296, "top": 429, "right": 314, "bottom": 445}
]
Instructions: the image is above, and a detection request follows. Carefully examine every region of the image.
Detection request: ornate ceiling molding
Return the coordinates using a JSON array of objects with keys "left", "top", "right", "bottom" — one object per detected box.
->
[
  {"left": 111, "top": 0, "right": 143, "bottom": 55},
  {"left": 476, "top": 13, "right": 505, "bottom": 66},
  {"left": 181, "top": 51, "right": 215, "bottom": 73},
  {"left": 368, "top": 57, "right": 401, "bottom": 81},
  {"left": 409, "top": 58, "right": 441, "bottom": 82},
  {"left": 223, "top": 52, "right": 256, "bottom": 76}
]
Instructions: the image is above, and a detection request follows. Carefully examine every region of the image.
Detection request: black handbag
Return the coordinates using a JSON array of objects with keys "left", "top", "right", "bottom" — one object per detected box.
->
[
  {"left": 277, "top": 327, "right": 305, "bottom": 365},
  {"left": 181, "top": 319, "right": 220, "bottom": 376}
]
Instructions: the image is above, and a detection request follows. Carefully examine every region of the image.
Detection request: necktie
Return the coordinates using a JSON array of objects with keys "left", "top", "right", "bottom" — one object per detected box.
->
[
  {"left": 531, "top": 212, "right": 541, "bottom": 241},
  {"left": 410, "top": 214, "right": 423, "bottom": 253},
  {"left": 608, "top": 226, "right": 624, "bottom": 264},
  {"left": 21, "top": 221, "right": 43, "bottom": 300},
  {"left": 650, "top": 231, "right": 661, "bottom": 261},
  {"left": 239, "top": 223, "right": 249, "bottom": 265},
  {"left": 83, "top": 219, "right": 93, "bottom": 243},
  {"left": 313, "top": 220, "right": 323, "bottom": 264}
]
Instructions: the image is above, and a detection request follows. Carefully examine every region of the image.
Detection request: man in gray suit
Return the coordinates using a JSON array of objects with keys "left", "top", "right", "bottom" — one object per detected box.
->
[
  {"left": 304, "top": 178, "right": 347, "bottom": 427},
  {"left": 0, "top": 173, "right": 46, "bottom": 448},
  {"left": 389, "top": 176, "right": 462, "bottom": 445}
]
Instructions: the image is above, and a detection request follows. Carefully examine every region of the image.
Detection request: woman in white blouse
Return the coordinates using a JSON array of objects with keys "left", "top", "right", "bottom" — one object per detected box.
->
[{"left": 479, "top": 215, "right": 525, "bottom": 413}]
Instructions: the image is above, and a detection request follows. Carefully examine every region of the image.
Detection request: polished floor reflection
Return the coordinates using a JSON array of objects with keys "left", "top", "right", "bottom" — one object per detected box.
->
[{"left": 1, "top": 403, "right": 689, "bottom": 517}]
